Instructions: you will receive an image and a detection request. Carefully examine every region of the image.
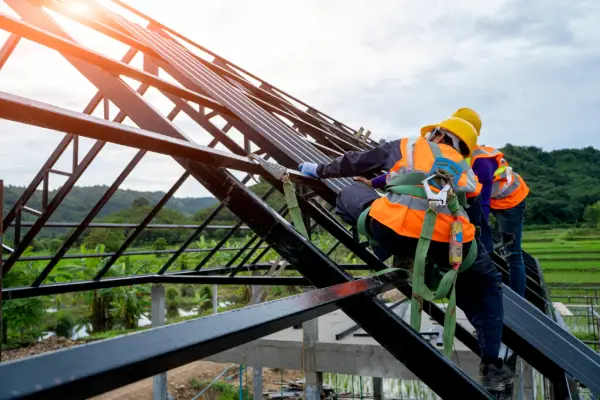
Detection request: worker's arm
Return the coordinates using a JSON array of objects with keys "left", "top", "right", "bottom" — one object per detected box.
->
[
  {"left": 298, "top": 140, "right": 401, "bottom": 179},
  {"left": 370, "top": 174, "right": 388, "bottom": 189},
  {"left": 472, "top": 158, "right": 498, "bottom": 222}
]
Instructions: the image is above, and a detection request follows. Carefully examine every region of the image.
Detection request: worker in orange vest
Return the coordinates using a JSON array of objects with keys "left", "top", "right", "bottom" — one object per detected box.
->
[
  {"left": 299, "top": 117, "right": 514, "bottom": 392},
  {"left": 452, "top": 108, "right": 530, "bottom": 298}
]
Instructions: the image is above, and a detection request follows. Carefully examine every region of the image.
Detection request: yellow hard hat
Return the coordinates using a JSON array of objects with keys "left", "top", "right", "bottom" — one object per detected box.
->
[
  {"left": 452, "top": 108, "right": 481, "bottom": 135},
  {"left": 420, "top": 117, "right": 478, "bottom": 156}
]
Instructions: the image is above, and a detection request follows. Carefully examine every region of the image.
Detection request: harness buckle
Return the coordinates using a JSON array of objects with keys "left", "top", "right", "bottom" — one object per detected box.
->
[{"left": 422, "top": 175, "right": 451, "bottom": 207}]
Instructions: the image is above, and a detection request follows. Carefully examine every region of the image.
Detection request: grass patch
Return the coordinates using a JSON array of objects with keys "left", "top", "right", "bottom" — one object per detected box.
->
[
  {"left": 537, "top": 256, "right": 600, "bottom": 262},
  {"left": 190, "top": 378, "right": 252, "bottom": 400},
  {"left": 86, "top": 326, "right": 149, "bottom": 340},
  {"left": 539, "top": 261, "right": 600, "bottom": 269},
  {"left": 531, "top": 250, "right": 600, "bottom": 256},
  {"left": 542, "top": 270, "right": 600, "bottom": 283},
  {"left": 524, "top": 241, "right": 600, "bottom": 250}
]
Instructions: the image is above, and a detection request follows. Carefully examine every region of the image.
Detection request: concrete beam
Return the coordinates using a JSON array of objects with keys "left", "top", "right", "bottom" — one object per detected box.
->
[{"left": 204, "top": 338, "right": 479, "bottom": 380}]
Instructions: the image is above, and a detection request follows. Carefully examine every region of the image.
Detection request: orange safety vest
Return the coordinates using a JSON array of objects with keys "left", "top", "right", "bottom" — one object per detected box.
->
[
  {"left": 468, "top": 145, "right": 504, "bottom": 167},
  {"left": 490, "top": 158, "right": 529, "bottom": 210},
  {"left": 369, "top": 137, "right": 479, "bottom": 243}
]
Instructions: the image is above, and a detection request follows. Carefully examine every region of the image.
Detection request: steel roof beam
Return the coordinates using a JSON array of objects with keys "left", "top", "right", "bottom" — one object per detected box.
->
[{"left": 0, "top": 271, "right": 400, "bottom": 399}]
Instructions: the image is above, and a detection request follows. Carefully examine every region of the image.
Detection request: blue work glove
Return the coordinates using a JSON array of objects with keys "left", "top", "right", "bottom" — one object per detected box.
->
[{"left": 298, "top": 162, "right": 319, "bottom": 178}]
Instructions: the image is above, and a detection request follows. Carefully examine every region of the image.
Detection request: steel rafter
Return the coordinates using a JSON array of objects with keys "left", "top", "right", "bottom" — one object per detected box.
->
[
  {"left": 0, "top": 92, "right": 318, "bottom": 190},
  {"left": 2, "top": 264, "right": 374, "bottom": 300},
  {"left": 165, "top": 162, "right": 490, "bottom": 398},
  {"left": 3, "top": 274, "right": 311, "bottom": 300},
  {"left": 1, "top": 247, "right": 269, "bottom": 263},
  {"left": 107, "top": 0, "right": 370, "bottom": 147},
  {"left": 0, "top": 1, "right": 594, "bottom": 398},
  {"left": 0, "top": 4, "right": 490, "bottom": 393},
  {"left": 90, "top": 172, "right": 190, "bottom": 281},
  {"left": 48, "top": 0, "right": 372, "bottom": 152},
  {"left": 0, "top": 271, "right": 402, "bottom": 399},
  {"left": 0, "top": 180, "right": 3, "bottom": 361},
  {"left": 0, "top": 0, "right": 299, "bottom": 284},
  {"left": 11, "top": 222, "right": 250, "bottom": 230}
]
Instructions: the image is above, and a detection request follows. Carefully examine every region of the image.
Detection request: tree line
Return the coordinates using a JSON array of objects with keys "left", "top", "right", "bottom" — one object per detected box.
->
[
  {"left": 2, "top": 145, "right": 600, "bottom": 250},
  {"left": 499, "top": 145, "right": 600, "bottom": 226}
]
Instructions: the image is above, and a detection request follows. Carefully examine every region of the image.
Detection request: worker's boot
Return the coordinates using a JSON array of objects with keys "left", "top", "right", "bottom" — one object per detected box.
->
[{"left": 478, "top": 358, "right": 515, "bottom": 392}]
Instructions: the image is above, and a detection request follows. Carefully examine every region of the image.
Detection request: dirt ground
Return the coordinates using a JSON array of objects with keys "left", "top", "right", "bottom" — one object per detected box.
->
[{"left": 1, "top": 336, "right": 303, "bottom": 399}]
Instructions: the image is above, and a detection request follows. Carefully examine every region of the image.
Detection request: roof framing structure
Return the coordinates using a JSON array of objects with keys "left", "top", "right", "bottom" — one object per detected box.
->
[{"left": 0, "top": 1, "right": 598, "bottom": 399}]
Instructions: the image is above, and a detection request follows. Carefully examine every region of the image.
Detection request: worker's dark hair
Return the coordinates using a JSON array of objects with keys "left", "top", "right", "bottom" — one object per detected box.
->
[
  {"left": 440, "top": 134, "right": 470, "bottom": 157},
  {"left": 458, "top": 141, "right": 470, "bottom": 157}
]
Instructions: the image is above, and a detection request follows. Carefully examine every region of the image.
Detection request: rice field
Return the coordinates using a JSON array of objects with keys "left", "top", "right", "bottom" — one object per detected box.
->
[{"left": 522, "top": 228, "right": 600, "bottom": 285}]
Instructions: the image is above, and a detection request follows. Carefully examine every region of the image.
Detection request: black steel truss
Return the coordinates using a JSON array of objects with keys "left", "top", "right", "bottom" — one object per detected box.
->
[
  {"left": 0, "top": 1, "right": 596, "bottom": 398},
  {"left": 0, "top": 270, "right": 403, "bottom": 399}
]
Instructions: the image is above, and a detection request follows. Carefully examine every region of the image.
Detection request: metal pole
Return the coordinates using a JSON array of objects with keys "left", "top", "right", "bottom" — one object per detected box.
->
[
  {"left": 252, "top": 366, "right": 263, "bottom": 400},
  {"left": 151, "top": 285, "right": 167, "bottom": 400},
  {"left": 302, "top": 314, "right": 322, "bottom": 400},
  {"left": 373, "top": 377, "right": 383, "bottom": 400},
  {"left": 212, "top": 284, "right": 218, "bottom": 314},
  {"left": 238, "top": 364, "right": 243, "bottom": 400}
]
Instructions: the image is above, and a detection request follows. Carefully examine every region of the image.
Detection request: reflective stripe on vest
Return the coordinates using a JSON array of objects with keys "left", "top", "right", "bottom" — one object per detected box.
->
[
  {"left": 490, "top": 158, "right": 529, "bottom": 210},
  {"left": 369, "top": 137, "right": 477, "bottom": 243},
  {"left": 471, "top": 146, "right": 503, "bottom": 160},
  {"left": 387, "top": 138, "right": 480, "bottom": 196},
  {"left": 386, "top": 137, "right": 420, "bottom": 184},
  {"left": 467, "top": 145, "right": 504, "bottom": 167},
  {"left": 386, "top": 192, "right": 470, "bottom": 219}
]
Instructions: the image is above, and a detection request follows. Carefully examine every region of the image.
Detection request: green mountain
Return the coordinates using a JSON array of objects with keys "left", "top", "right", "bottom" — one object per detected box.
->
[
  {"left": 496, "top": 145, "right": 600, "bottom": 226},
  {"left": 2, "top": 185, "right": 217, "bottom": 224},
  {"left": 3, "top": 145, "right": 600, "bottom": 241}
]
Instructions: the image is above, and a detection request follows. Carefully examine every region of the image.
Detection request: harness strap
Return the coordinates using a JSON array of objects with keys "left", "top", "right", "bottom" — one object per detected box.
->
[
  {"left": 281, "top": 174, "right": 309, "bottom": 238},
  {"left": 357, "top": 171, "right": 477, "bottom": 358}
]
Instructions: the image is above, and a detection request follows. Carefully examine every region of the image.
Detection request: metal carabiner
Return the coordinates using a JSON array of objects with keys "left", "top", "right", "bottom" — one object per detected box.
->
[{"left": 422, "top": 175, "right": 451, "bottom": 207}]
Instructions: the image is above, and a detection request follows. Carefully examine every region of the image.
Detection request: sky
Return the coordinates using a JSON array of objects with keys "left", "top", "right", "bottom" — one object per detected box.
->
[{"left": 0, "top": 0, "right": 599, "bottom": 198}]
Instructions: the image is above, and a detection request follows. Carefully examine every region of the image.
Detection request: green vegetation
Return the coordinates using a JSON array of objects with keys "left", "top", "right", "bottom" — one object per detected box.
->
[
  {"left": 190, "top": 378, "right": 252, "bottom": 400},
  {"left": 3, "top": 146, "right": 600, "bottom": 352},
  {"left": 0, "top": 225, "right": 356, "bottom": 348},
  {"left": 500, "top": 145, "right": 600, "bottom": 226},
  {"left": 522, "top": 227, "right": 600, "bottom": 283}
]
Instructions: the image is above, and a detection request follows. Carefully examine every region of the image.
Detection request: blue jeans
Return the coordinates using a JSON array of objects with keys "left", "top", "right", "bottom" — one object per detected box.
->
[
  {"left": 335, "top": 185, "right": 504, "bottom": 359},
  {"left": 493, "top": 199, "right": 526, "bottom": 297}
]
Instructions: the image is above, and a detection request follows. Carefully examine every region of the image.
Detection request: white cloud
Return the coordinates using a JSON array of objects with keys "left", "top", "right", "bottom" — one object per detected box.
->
[{"left": 0, "top": 0, "right": 598, "bottom": 198}]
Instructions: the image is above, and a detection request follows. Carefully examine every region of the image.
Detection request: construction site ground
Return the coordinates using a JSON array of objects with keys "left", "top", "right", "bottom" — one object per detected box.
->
[{"left": 1, "top": 336, "right": 303, "bottom": 399}]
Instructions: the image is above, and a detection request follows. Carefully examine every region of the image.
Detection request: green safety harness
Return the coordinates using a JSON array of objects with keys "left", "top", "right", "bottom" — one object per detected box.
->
[
  {"left": 250, "top": 155, "right": 471, "bottom": 358},
  {"left": 248, "top": 154, "right": 309, "bottom": 239},
  {"left": 357, "top": 170, "right": 478, "bottom": 358}
]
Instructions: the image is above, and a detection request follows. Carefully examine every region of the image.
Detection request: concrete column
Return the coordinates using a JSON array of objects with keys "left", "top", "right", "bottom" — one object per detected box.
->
[
  {"left": 253, "top": 366, "right": 263, "bottom": 400},
  {"left": 523, "top": 360, "right": 534, "bottom": 400},
  {"left": 212, "top": 284, "right": 218, "bottom": 314},
  {"left": 302, "top": 317, "right": 322, "bottom": 400},
  {"left": 373, "top": 377, "right": 383, "bottom": 400},
  {"left": 152, "top": 285, "right": 167, "bottom": 400}
]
